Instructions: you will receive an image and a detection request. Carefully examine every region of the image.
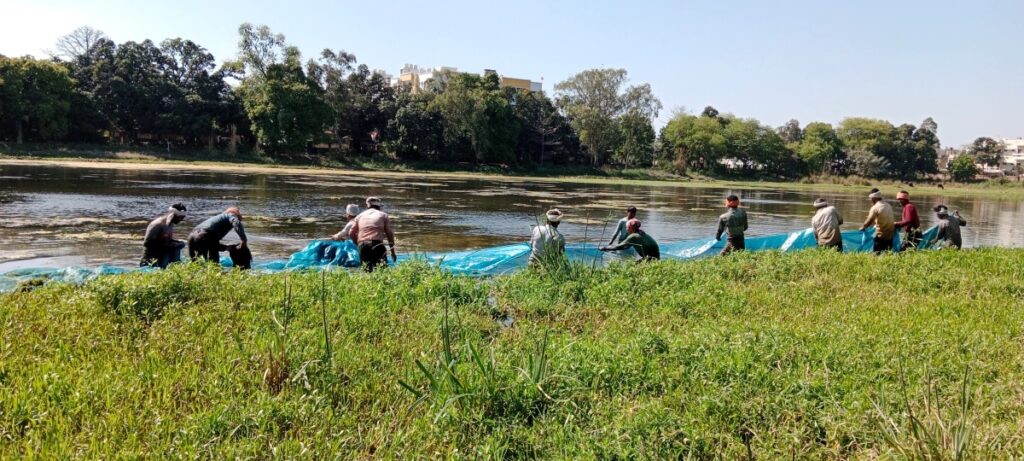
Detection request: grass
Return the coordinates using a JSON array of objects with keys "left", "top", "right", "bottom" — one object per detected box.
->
[
  {"left": 2, "top": 248, "right": 1024, "bottom": 459},
  {"left": 3, "top": 145, "right": 1024, "bottom": 200}
]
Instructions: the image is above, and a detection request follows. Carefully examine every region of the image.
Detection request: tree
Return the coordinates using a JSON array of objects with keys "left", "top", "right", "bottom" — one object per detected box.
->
[
  {"left": 51, "top": 26, "right": 107, "bottom": 60},
  {"left": 796, "top": 122, "right": 844, "bottom": 174},
  {"left": 159, "top": 38, "right": 235, "bottom": 146},
  {"left": 429, "top": 72, "right": 518, "bottom": 163},
  {"left": 948, "top": 154, "right": 979, "bottom": 182},
  {"left": 0, "top": 56, "right": 74, "bottom": 143},
  {"left": 777, "top": 119, "right": 802, "bottom": 144},
  {"left": 836, "top": 117, "right": 896, "bottom": 177},
  {"left": 969, "top": 137, "right": 1004, "bottom": 167},
  {"left": 613, "top": 111, "right": 656, "bottom": 167},
  {"left": 382, "top": 89, "right": 444, "bottom": 160},
  {"left": 234, "top": 24, "right": 332, "bottom": 152},
  {"left": 847, "top": 149, "right": 890, "bottom": 178},
  {"left": 700, "top": 106, "right": 719, "bottom": 119},
  {"left": 555, "top": 68, "right": 661, "bottom": 166},
  {"left": 508, "top": 88, "right": 578, "bottom": 166},
  {"left": 659, "top": 111, "right": 727, "bottom": 173}
]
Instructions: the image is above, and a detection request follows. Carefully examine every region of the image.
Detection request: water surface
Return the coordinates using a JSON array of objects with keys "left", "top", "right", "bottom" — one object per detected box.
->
[{"left": 1, "top": 163, "right": 1021, "bottom": 270}]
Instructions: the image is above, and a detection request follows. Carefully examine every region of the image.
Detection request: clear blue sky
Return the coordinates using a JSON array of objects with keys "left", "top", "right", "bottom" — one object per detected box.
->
[{"left": 2, "top": 0, "right": 1021, "bottom": 147}]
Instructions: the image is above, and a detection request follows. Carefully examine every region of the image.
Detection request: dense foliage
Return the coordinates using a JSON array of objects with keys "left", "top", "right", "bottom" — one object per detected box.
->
[
  {"left": 2, "top": 249, "right": 1024, "bottom": 458},
  {"left": 0, "top": 24, "right": 955, "bottom": 179}
]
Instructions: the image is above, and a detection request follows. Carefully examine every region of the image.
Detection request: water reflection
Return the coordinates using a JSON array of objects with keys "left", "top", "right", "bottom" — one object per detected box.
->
[{"left": 1, "top": 163, "right": 1021, "bottom": 270}]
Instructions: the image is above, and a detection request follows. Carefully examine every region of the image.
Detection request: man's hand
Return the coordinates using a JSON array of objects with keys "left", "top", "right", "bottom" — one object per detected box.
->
[
  {"left": 599, "top": 246, "right": 609, "bottom": 252},
  {"left": 858, "top": 226, "right": 866, "bottom": 231},
  {"left": 390, "top": 247, "right": 397, "bottom": 262},
  {"left": 239, "top": 241, "right": 247, "bottom": 249}
]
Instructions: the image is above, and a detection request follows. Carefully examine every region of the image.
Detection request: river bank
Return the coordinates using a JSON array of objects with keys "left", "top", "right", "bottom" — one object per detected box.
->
[
  {"left": 2, "top": 148, "right": 1023, "bottom": 200},
  {"left": 2, "top": 249, "right": 1023, "bottom": 458}
]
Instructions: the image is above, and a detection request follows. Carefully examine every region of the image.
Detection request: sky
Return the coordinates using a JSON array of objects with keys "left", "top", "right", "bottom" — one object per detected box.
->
[{"left": 1, "top": 0, "right": 1022, "bottom": 148}]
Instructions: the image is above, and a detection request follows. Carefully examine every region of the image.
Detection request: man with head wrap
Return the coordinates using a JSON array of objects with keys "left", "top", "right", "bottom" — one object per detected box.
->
[
  {"left": 894, "top": 191, "right": 922, "bottom": 250},
  {"left": 716, "top": 195, "right": 748, "bottom": 255},
  {"left": 811, "top": 198, "right": 844, "bottom": 251},
  {"left": 933, "top": 205, "right": 967, "bottom": 249},
  {"left": 348, "top": 197, "right": 396, "bottom": 272},
  {"left": 600, "top": 218, "right": 660, "bottom": 261},
  {"left": 188, "top": 207, "right": 248, "bottom": 263},
  {"left": 858, "top": 189, "right": 895, "bottom": 254},
  {"left": 529, "top": 209, "right": 566, "bottom": 266},
  {"left": 140, "top": 203, "right": 188, "bottom": 268}
]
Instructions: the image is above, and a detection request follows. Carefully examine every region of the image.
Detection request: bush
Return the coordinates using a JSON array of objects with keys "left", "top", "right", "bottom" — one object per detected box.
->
[{"left": 949, "top": 155, "right": 980, "bottom": 182}]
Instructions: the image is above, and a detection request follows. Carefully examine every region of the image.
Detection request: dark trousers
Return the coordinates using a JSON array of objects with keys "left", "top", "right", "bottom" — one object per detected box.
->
[
  {"left": 901, "top": 229, "right": 922, "bottom": 251},
  {"left": 873, "top": 237, "right": 894, "bottom": 254},
  {"left": 140, "top": 242, "right": 185, "bottom": 269},
  {"left": 721, "top": 235, "right": 745, "bottom": 255},
  {"left": 188, "top": 234, "right": 226, "bottom": 263},
  {"left": 358, "top": 240, "right": 387, "bottom": 272}
]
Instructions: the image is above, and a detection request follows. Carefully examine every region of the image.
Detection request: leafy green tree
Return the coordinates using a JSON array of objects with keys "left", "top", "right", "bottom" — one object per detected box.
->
[
  {"left": 613, "top": 111, "right": 656, "bottom": 167},
  {"left": 234, "top": 23, "right": 332, "bottom": 152},
  {"left": 382, "top": 89, "right": 444, "bottom": 160},
  {"left": 555, "top": 68, "right": 661, "bottom": 166},
  {"left": 777, "top": 119, "right": 802, "bottom": 144},
  {"left": 159, "top": 38, "right": 235, "bottom": 146},
  {"left": 846, "top": 149, "right": 890, "bottom": 178},
  {"left": 507, "top": 88, "right": 578, "bottom": 165},
  {"left": 89, "top": 39, "right": 171, "bottom": 143},
  {"left": 797, "top": 122, "right": 844, "bottom": 174},
  {"left": 948, "top": 154, "right": 980, "bottom": 182},
  {"left": 429, "top": 72, "right": 518, "bottom": 163},
  {"left": 658, "top": 112, "right": 727, "bottom": 173},
  {"left": 969, "top": 137, "right": 1004, "bottom": 167},
  {"left": 0, "top": 56, "right": 74, "bottom": 143}
]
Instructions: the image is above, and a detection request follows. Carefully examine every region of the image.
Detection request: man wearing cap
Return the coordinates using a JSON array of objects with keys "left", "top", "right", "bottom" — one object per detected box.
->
[
  {"left": 600, "top": 218, "right": 660, "bottom": 261},
  {"left": 188, "top": 207, "right": 248, "bottom": 263},
  {"left": 607, "top": 206, "right": 638, "bottom": 246},
  {"left": 529, "top": 209, "right": 566, "bottom": 266},
  {"left": 933, "top": 205, "right": 967, "bottom": 249},
  {"left": 716, "top": 195, "right": 748, "bottom": 255},
  {"left": 348, "top": 197, "right": 396, "bottom": 272},
  {"left": 811, "top": 198, "right": 844, "bottom": 251},
  {"left": 858, "top": 189, "right": 896, "bottom": 254},
  {"left": 331, "top": 204, "right": 361, "bottom": 241},
  {"left": 894, "top": 191, "right": 922, "bottom": 250},
  {"left": 140, "top": 203, "right": 188, "bottom": 268}
]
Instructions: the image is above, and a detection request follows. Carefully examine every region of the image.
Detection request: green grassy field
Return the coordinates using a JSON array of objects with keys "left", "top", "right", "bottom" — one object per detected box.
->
[{"left": 2, "top": 250, "right": 1023, "bottom": 459}]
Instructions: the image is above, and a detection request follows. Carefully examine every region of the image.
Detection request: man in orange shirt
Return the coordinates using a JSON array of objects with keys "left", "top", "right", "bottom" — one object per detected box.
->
[{"left": 348, "top": 196, "right": 396, "bottom": 272}]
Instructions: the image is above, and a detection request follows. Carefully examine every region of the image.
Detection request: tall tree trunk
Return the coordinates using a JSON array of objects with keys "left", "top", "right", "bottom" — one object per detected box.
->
[
  {"left": 16, "top": 118, "right": 24, "bottom": 144},
  {"left": 228, "top": 124, "right": 237, "bottom": 155}
]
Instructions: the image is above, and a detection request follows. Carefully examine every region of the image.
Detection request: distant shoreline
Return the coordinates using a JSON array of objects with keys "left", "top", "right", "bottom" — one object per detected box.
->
[{"left": 2, "top": 153, "right": 1022, "bottom": 199}]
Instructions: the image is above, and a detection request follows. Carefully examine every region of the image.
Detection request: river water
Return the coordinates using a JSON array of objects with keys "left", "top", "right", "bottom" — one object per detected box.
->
[{"left": 1, "top": 162, "right": 1021, "bottom": 271}]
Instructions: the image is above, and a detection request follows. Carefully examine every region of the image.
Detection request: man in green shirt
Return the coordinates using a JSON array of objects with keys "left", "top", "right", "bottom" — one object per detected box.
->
[{"left": 599, "top": 219, "right": 660, "bottom": 261}]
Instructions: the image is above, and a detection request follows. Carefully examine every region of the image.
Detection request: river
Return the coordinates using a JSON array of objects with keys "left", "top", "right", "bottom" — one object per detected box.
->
[{"left": 1, "top": 162, "right": 1021, "bottom": 271}]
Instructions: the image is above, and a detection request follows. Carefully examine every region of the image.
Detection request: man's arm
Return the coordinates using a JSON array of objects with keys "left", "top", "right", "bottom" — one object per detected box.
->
[
  {"left": 385, "top": 216, "right": 397, "bottom": 261},
  {"left": 860, "top": 207, "right": 878, "bottom": 230},
  {"left": 742, "top": 212, "right": 748, "bottom": 232},
  {"left": 607, "top": 226, "right": 620, "bottom": 245},
  {"left": 229, "top": 214, "right": 248, "bottom": 244},
  {"left": 601, "top": 234, "right": 635, "bottom": 252},
  {"left": 715, "top": 216, "right": 725, "bottom": 240},
  {"left": 348, "top": 218, "right": 360, "bottom": 243},
  {"left": 836, "top": 211, "right": 844, "bottom": 226}
]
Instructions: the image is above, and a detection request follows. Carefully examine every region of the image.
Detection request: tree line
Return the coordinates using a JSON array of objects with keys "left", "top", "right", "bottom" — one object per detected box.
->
[{"left": 0, "top": 24, "right": 994, "bottom": 180}]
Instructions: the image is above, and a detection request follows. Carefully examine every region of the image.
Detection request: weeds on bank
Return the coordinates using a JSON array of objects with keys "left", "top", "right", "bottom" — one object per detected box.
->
[{"left": 2, "top": 250, "right": 1024, "bottom": 458}]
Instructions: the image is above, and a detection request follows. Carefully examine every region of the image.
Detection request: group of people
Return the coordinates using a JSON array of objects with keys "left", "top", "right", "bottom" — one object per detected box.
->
[
  {"left": 527, "top": 189, "right": 968, "bottom": 265},
  {"left": 140, "top": 189, "right": 968, "bottom": 272},
  {"left": 140, "top": 196, "right": 396, "bottom": 272}
]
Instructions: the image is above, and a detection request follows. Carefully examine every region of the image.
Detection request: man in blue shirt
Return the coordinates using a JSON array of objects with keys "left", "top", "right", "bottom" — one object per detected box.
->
[{"left": 188, "top": 207, "right": 248, "bottom": 263}]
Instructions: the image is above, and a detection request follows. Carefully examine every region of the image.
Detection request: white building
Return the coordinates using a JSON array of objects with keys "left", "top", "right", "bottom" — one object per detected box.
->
[{"left": 998, "top": 138, "right": 1024, "bottom": 174}]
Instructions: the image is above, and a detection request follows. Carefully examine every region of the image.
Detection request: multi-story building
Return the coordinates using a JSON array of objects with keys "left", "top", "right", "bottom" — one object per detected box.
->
[
  {"left": 998, "top": 138, "right": 1024, "bottom": 174},
  {"left": 396, "top": 64, "right": 542, "bottom": 94}
]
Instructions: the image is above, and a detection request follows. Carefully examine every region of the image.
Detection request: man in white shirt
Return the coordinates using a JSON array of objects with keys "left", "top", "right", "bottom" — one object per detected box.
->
[
  {"left": 529, "top": 209, "right": 566, "bottom": 266},
  {"left": 607, "top": 206, "right": 637, "bottom": 246}
]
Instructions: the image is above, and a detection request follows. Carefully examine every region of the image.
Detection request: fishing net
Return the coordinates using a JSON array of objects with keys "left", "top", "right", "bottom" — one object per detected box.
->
[{"left": 0, "top": 225, "right": 942, "bottom": 292}]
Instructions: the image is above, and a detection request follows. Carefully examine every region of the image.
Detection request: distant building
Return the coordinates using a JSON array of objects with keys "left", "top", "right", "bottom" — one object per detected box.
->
[
  {"left": 397, "top": 64, "right": 542, "bottom": 94},
  {"left": 998, "top": 138, "right": 1024, "bottom": 174},
  {"left": 945, "top": 137, "right": 1024, "bottom": 176}
]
